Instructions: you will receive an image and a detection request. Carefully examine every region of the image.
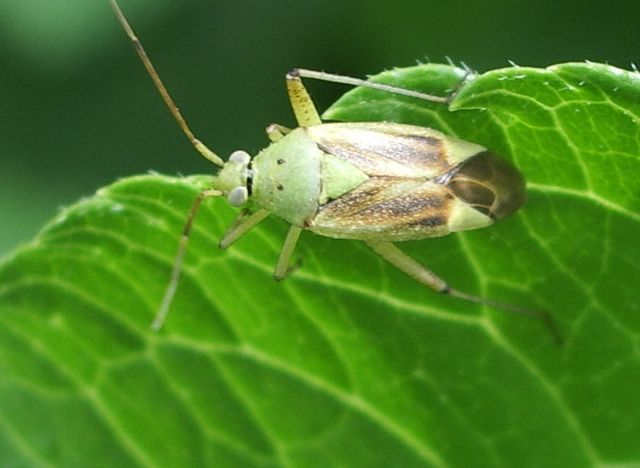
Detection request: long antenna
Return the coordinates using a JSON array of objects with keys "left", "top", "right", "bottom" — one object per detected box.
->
[{"left": 109, "top": 0, "right": 224, "bottom": 167}]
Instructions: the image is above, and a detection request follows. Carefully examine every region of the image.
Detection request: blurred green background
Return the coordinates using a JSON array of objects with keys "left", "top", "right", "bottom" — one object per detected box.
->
[{"left": 1, "top": 0, "right": 639, "bottom": 255}]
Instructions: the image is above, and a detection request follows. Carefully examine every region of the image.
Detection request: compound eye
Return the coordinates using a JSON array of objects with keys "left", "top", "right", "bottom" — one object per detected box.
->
[
  {"left": 227, "top": 186, "right": 248, "bottom": 206},
  {"left": 229, "top": 150, "right": 251, "bottom": 165}
]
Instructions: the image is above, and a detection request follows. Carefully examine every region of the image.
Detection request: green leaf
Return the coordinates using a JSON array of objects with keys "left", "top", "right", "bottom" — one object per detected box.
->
[{"left": 1, "top": 63, "right": 639, "bottom": 466}]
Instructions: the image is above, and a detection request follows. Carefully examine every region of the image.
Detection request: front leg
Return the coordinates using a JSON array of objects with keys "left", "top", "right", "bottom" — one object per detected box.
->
[
  {"left": 218, "top": 209, "right": 270, "bottom": 250},
  {"left": 265, "top": 123, "right": 292, "bottom": 142}
]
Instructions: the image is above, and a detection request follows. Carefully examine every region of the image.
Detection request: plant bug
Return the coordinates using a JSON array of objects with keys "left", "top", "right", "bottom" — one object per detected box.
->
[{"left": 109, "top": 0, "right": 561, "bottom": 343}]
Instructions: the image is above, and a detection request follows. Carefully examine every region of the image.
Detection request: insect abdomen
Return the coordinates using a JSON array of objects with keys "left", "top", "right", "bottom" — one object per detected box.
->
[{"left": 305, "top": 123, "right": 525, "bottom": 241}]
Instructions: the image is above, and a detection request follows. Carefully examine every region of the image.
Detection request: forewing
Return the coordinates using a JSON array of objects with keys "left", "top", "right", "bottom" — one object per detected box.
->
[
  {"left": 306, "top": 122, "right": 485, "bottom": 178},
  {"left": 310, "top": 177, "right": 453, "bottom": 241}
]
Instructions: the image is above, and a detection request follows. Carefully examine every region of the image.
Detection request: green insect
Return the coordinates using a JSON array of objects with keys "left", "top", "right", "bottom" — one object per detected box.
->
[{"left": 110, "top": 0, "right": 559, "bottom": 342}]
